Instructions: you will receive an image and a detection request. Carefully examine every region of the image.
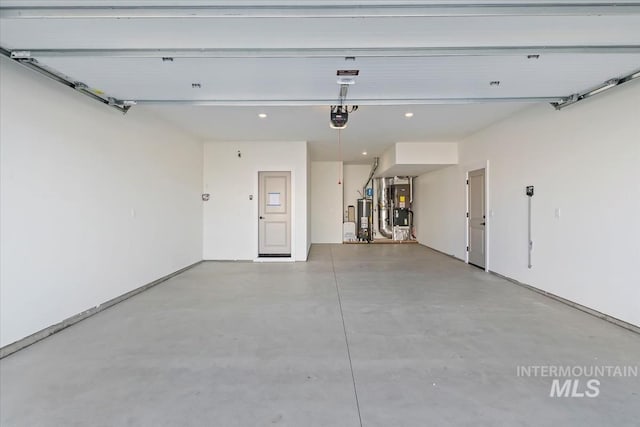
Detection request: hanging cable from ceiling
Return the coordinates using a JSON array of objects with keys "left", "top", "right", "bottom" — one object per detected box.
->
[{"left": 337, "top": 128, "right": 343, "bottom": 185}]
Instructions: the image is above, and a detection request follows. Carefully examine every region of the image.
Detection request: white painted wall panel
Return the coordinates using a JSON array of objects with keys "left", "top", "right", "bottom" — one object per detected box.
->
[
  {"left": 310, "top": 161, "right": 343, "bottom": 244},
  {"left": 377, "top": 144, "right": 396, "bottom": 176},
  {"left": 377, "top": 142, "right": 458, "bottom": 177},
  {"left": 395, "top": 142, "right": 458, "bottom": 165},
  {"left": 343, "top": 164, "right": 371, "bottom": 216},
  {"left": 416, "top": 80, "right": 640, "bottom": 327},
  {"left": 0, "top": 57, "right": 203, "bottom": 347},
  {"left": 307, "top": 144, "right": 312, "bottom": 255},
  {"left": 413, "top": 166, "right": 465, "bottom": 257},
  {"left": 202, "top": 141, "right": 308, "bottom": 261}
]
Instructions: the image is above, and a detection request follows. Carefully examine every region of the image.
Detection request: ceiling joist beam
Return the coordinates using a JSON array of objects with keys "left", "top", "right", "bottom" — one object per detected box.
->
[
  {"left": 11, "top": 45, "right": 640, "bottom": 59},
  {"left": 132, "top": 97, "right": 565, "bottom": 107},
  {"left": 2, "top": 3, "right": 640, "bottom": 19}
]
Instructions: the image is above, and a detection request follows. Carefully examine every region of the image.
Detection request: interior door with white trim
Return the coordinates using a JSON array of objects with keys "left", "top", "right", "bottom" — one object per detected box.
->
[
  {"left": 468, "top": 168, "right": 486, "bottom": 269},
  {"left": 258, "top": 171, "right": 291, "bottom": 257}
]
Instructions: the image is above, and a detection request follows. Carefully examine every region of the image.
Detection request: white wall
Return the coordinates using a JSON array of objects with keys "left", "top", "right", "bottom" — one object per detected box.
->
[
  {"left": 377, "top": 142, "right": 458, "bottom": 176},
  {"left": 378, "top": 144, "right": 396, "bottom": 176},
  {"left": 307, "top": 144, "right": 312, "bottom": 254},
  {"left": 310, "top": 161, "right": 343, "bottom": 243},
  {"left": 395, "top": 142, "right": 459, "bottom": 165},
  {"left": 413, "top": 166, "right": 464, "bottom": 255},
  {"left": 0, "top": 57, "right": 204, "bottom": 347},
  {"left": 202, "top": 141, "right": 309, "bottom": 261},
  {"left": 416, "top": 80, "right": 640, "bottom": 327},
  {"left": 343, "top": 164, "right": 371, "bottom": 216}
]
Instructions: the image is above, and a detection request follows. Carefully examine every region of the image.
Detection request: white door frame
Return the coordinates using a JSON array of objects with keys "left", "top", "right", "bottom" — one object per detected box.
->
[
  {"left": 464, "top": 160, "right": 490, "bottom": 272},
  {"left": 253, "top": 169, "right": 296, "bottom": 262}
]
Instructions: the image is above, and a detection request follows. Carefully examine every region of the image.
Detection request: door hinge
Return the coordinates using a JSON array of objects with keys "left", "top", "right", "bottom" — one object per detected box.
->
[
  {"left": 466, "top": 246, "right": 469, "bottom": 252},
  {"left": 466, "top": 179, "right": 469, "bottom": 185},
  {"left": 466, "top": 212, "right": 469, "bottom": 218}
]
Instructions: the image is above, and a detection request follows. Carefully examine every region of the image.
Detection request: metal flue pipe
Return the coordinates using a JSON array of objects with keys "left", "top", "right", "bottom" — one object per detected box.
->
[{"left": 362, "top": 157, "right": 379, "bottom": 196}]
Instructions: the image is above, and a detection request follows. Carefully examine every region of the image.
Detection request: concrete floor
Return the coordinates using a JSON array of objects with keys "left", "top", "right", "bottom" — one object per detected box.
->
[{"left": 1, "top": 244, "right": 639, "bottom": 427}]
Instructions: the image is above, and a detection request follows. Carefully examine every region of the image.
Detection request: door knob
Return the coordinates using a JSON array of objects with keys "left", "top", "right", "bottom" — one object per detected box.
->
[
  {"left": 481, "top": 222, "right": 486, "bottom": 225},
  {"left": 259, "top": 216, "right": 265, "bottom": 219}
]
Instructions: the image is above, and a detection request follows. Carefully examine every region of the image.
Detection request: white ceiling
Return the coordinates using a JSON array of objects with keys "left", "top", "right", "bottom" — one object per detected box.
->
[
  {"left": 139, "top": 103, "right": 532, "bottom": 161},
  {"left": 1, "top": 0, "right": 639, "bottom": 161}
]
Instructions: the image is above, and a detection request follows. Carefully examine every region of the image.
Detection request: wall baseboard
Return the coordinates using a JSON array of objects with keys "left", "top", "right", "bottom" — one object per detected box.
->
[
  {"left": 417, "top": 242, "right": 464, "bottom": 263},
  {"left": 489, "top": 271, "right": 640, "bottom": 335},
  {"left": 0, "top": 261, "right": 202, "bottom": 359},
  {"left": 418, "top": 242, "right": 639, "bottom": 335}
]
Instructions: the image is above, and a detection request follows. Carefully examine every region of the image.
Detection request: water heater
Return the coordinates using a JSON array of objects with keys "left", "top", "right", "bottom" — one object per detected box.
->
[{"left": 356, "top": 198, "right": 373, "bottom": 242}]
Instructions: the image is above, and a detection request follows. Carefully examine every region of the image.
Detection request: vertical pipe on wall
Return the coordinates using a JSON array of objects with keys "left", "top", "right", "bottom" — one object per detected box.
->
[
  {"left": 377, "top": 177, "right": 394, "bottom": 239},
  {"left": 362, "top": 157, "right": 379, "bottom": 196}
]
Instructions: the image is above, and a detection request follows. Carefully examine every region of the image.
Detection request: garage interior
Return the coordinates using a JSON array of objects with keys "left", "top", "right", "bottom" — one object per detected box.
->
[{"left": 1, "top": 1, "right": 639, "bottom": 426}]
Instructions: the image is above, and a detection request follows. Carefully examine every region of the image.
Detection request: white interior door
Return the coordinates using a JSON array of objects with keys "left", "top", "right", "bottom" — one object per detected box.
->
[
  {"left": 468, "top": 168, "right": 486, "bottom": 269},
  {"left": 258, "top": 171, "right": 291, "bottom": 257}
]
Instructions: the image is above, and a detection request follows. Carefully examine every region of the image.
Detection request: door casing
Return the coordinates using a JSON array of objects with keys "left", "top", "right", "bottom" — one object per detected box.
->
[
  {"left": 258, "top": 171, "right": 292, "bottom": 257},
  {"left": 465, "top": 162, "right": 490, "bottom": 271}
]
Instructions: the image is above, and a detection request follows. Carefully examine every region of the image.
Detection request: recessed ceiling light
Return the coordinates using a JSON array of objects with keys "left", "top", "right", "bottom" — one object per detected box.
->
[
  {"left": 405, "top": 112, "right": 414, "bottom": 118},
  {"left": 490, "top": 81, "right": 501, "bottom": 87},
  {"left": 258, "top": 113, "right": 267, "bottom": 118},
  {"left": 191, "top": 83, "right": 201, "bottom": 89},
  {"left": 362, "top": 151, "right": 368, "bottom": 156}
]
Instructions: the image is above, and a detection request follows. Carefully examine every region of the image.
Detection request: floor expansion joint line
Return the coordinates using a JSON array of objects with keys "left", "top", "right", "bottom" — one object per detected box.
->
[{"left": 329, "top": 246, "right": 364, "bottom": 427}]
